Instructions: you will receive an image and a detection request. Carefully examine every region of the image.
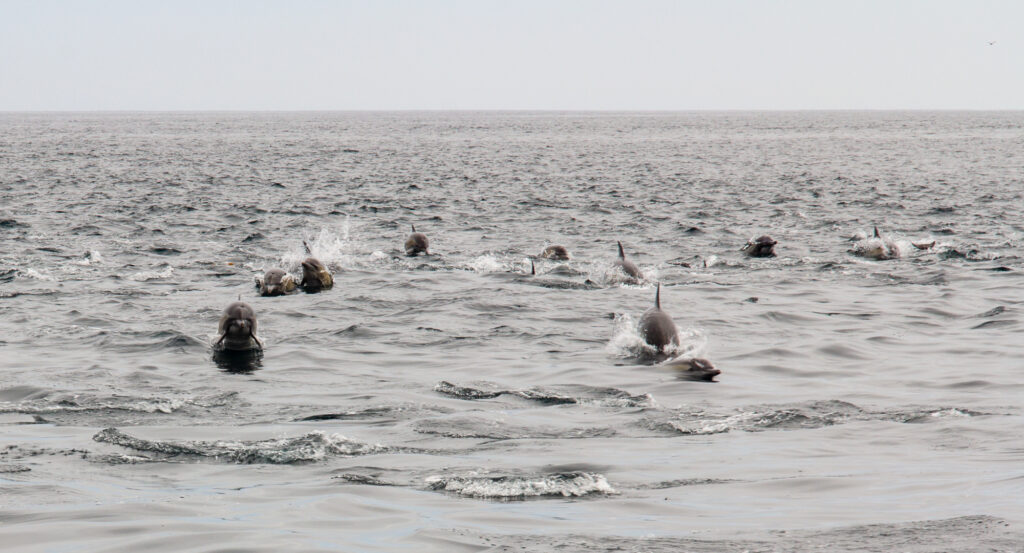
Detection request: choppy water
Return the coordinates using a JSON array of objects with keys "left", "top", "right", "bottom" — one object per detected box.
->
[{"left": 2, "top": 111, "right": 1024, "bottom": 552}]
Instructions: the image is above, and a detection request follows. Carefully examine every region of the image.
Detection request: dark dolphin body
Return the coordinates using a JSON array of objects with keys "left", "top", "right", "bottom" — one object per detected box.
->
[
  {"left": 299, "top": 257, "right": 333, "bottom": 292},
  {"left": 540, "top": 245, "right": 570, "bottom": 261},
  {"left": 639, "top": 283, "right": 678, "bottom": 353},
  {"left": 742, "top": 235, "right": 777, "bottom": 258},
  {"left": 255, "top": 268, "right": 296, "bottom": 297},
  {"left": 216, "top": 301, "right": 261, "bottom": 352},
  {"left": 613, "top": 241, "right": 642, "bottom": 280},
  {"left": 405, "top": 225, "right": 429, "bottom": 256},
  {"left": 636, "top": 284, "right": 720, "bottom": 381}
]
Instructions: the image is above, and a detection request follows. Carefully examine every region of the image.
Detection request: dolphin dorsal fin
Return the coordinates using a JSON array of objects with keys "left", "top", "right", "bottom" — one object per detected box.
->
[
  {"left": 617, "top": 241, "right": 625, "bottom": 259},
  {"left": 873, "top": 227, "right": 880, "bottom": 238},
  {"left": 655, "top": 282, "right": 661, "bottom": 309},
  {"left": 411, "top": 224, "right": 416, "bottom": 233},
  {"left": 531, "top": 260, "right": 535, "bottom": 275},
  {"left": 303, "top": 240, "right": 312, "bottom": 254}
]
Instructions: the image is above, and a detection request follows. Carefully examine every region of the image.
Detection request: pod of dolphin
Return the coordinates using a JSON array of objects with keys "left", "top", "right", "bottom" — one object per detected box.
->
[{"left": 216, "top": 226, "right": 931, "bottom": 378}]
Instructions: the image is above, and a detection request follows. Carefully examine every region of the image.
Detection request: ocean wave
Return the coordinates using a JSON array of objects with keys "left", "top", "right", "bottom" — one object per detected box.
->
[
  {"left": 412, "top": 416, "right": 617, "bottom": 439},
  {"left": 434, "top": 381, "right": 652, "bottom": 408},
  {"left": 650, "top": 401, "right": 987, "bottom": 435},
  {"left": 93, "top": 428, "right": 388, "bottom": 464},
  {"left": 1, "top": 395, "right": 185, "bottom": 415},
  {"left": 127, "top": 266, "right": 174, "bottom": 281},
  {"left": 0, "top": 391, "right": 239, "bottom": 421},
  {"left": 425, "top": 471, "right": 616, "bottom": 500}
]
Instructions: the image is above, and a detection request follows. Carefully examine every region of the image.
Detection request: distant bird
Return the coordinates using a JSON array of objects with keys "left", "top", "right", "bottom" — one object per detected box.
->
[{"left": 987, "top": 41, "right": 997, "bottom": 46}]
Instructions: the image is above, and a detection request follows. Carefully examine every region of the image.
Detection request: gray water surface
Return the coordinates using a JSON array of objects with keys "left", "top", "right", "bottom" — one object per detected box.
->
[{"left": 1, "top": 112, "right": 1023, "bottom": 552}]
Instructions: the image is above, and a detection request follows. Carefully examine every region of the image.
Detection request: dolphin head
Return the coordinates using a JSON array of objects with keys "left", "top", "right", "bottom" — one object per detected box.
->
[
  {"left": 743, "top": 235, "right": 777, "bottom": 257},
  {"left": 301, "top": 257, "right": 324, "bottom": 278},
  {"left": 261, "top": 269, "right": 288, "bottom": 296},
  {"left": 217, "top": 301, "right": 260, "bottom": 351},
  {"left": 666, "top": 357, "right": 721, "bottom": 381},
  {"left": 405, "top": 229, "right": 429, "bottom": 256},
  {"left": 300, "top": 257, "right": 333, "bottom": 291},
  {"left": 226, "top": 317, "right": 251, "bottom": 337}
]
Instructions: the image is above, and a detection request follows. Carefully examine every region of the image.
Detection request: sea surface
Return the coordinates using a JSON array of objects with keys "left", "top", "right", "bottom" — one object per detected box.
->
[{"left": 1, "top": 111, "right": 1023, "bottom": 552}]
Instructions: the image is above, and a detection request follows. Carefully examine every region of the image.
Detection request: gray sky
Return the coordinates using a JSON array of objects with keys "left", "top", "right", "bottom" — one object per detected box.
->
[{"left": 1, "top": 0, "right": 1019, "bottom": 110}]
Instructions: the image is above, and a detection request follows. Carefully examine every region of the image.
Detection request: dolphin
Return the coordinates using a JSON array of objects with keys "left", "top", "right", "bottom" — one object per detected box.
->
[
  {"left": 540, "top": 245, "right": 570, "bottom": 261},
  {"left": 854, "top": 227, "right": 901, "bottom": 260},
  {"left": 661, "top": 356, "right": 721, "bottom": 381},
  {"left": 613, "top": 241, "right": 643, "bottom": 280},
  {"left": 254, "top": 268, "right": 297, "bottom": 297},
  {"left": 296, "top": 240, "right": 334, "bottom": 292},
  {"left": 299, "top": 257, "right": 333, "bottom": 292},
  {"left": 636, "top": 285, "right": 720, "bottom": 379},
  {"left": 216, "top": 301, "right": 261, "bottom": 351},
  {"left": 742, "top": 235, "right": 777, "bottom": 258},
  {"left": 405, "top": 225, "right": 429, "bottom": 256},
  {"left": 639, "top": 283, "right": 677, "bottom": 353}
]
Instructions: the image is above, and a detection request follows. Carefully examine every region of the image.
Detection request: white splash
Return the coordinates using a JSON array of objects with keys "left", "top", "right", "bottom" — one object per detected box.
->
[
  {"left": 929, "top": 408, "right": 973, "bottom": 419},
  {"left": 426, "top": 471, "right": 616, "bottom": 499},
  {"left": 128, "top": 266, "right": 174, "bottom": 281},
  {"left": 594, "top": 260, "right": 648, "bottom": 286},
  {"left": 606, "top": 313, "right": 649, "bottom": 356},
  {"left": 285, "top": 222, "right": 358, "bottom": 270},
  {"left": 22, "top": 268, "right": 57, "bottom": 281},
  {"left": 71, "top": 250, "right": 104, "bottom": 266},
  {"left": 606, "top": 313, "right": 707, "bottom": 359},
  {"left": 668, "top": 411, "right": 762, "bottom": 435},
  {"left": 466, "top": 254, "right": 505, "bottom": 273}
]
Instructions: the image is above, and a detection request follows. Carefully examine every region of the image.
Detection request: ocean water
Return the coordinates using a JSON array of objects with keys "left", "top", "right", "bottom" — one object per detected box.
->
[{"left": 1, "top": 111, "right": 1023, "bottom": 552}]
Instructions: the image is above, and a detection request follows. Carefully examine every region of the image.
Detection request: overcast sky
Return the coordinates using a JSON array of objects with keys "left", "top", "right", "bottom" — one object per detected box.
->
[{"left": 1, "top": 0, "right": 1019, "bottom": 110}]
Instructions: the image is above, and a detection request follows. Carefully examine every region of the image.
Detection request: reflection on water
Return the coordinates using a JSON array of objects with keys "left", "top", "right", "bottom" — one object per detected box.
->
[{"left": 212, "top": 348, "right": 264, "bottom": 374}]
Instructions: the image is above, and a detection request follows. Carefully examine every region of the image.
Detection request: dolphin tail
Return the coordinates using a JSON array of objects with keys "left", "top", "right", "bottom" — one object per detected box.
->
[
  {"left": 617, "top": 241, "right": 625, "bottom": 259},
  {"left": 655, "top": 282, "right": 661, "bottom": 309}
]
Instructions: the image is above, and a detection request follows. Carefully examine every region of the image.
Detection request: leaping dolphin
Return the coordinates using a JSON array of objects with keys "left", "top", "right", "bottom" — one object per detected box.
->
[{"left": 614, "top": 241, "right": 643, "bottom": 280}]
